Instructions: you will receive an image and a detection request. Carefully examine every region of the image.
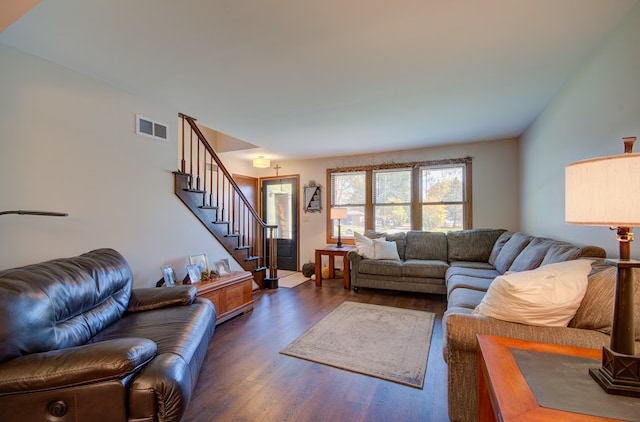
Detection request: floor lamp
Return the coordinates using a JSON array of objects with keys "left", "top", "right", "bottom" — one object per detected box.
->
[
  {"left": 330, "top": 207, "right": 348, "bottom": 248},
  {"left": 565, "top": 136, "right": 640, "bottom": 397}
]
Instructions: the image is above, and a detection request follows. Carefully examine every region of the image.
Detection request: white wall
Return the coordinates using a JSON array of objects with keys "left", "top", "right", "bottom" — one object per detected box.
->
[
  {"left": 0, "top": 45, "right": 234, "bottom": 286},
  {"left": 521, "top": 3, "right": 640, "bottom": 259},
  {"left": 1, "top": 43, "right": 520, "bottom": 281},
  {"left": 239, "top": 138, "right": 521, "bottom": 270}
]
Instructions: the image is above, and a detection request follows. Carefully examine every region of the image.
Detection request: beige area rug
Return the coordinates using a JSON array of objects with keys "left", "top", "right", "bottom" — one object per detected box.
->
[
  {"left": 278, "top": 271, "right": 311, "bottom": 288},
  {"left": 280, "top": 301, "right": 435, "bottom": 388}
]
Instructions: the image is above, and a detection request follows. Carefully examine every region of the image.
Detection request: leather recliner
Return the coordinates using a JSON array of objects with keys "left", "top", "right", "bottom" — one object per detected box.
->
[{"left": 0, "top": 248, "right": 216, "bottom": 422}]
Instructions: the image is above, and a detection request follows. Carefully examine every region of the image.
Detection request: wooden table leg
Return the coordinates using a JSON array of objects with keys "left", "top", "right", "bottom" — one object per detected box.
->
[
  {"left": 328, "top": 255, "right": 335, "bottom": 278},
  {"left": 315, "top": 249, "right": 322, "bottom": 286},
  {"left": 343, "top": 253, "right": 350, "bottom": 289}
]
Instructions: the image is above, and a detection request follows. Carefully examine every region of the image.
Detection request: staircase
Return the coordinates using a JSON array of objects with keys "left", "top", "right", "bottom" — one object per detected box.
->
[{"left": 174, "top": 113, "right": 279, "bottom": 289}]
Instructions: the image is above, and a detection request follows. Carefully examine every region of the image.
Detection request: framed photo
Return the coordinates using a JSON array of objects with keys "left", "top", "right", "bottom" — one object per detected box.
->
[
  {"left": 189, "top": 253, "right": 209, "bottom": 274},
  {"left": 186, "top": 264, "right": 202, "bottom": 284},
  {"left": 161, "top": 265, "right": 176, "bottom": 286},
  {"left": 214, "top": 259, "right": 231, "bottom": 276}
]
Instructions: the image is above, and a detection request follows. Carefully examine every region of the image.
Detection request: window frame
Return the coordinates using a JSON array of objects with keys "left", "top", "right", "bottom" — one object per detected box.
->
[{"left": 326, "top": 157, "right": 472, "bottom": 245}]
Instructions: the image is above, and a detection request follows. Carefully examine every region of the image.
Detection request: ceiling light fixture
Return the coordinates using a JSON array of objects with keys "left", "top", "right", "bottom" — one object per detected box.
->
[{"left": 252, "top": 156, "right": 270, "bottom": 168}]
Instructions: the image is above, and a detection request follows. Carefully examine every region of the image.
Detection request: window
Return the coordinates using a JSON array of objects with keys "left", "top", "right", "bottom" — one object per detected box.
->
[
  {"left": 327, "top": 158, "right": 471, "bottom": 244},
  {"left": 373, "top": 168, "right": 411, "bottom": 233},
  {"left": 420, "top": 165, "right": 465, "bottom": 232},
  {"left": 330, "top": 171, "right": 366, "bottom": 239}
]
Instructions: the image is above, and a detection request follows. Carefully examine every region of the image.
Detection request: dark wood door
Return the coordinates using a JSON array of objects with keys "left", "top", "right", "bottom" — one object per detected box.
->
[{"left": 261, "top": 176, "right": 299, "bottom": 271}]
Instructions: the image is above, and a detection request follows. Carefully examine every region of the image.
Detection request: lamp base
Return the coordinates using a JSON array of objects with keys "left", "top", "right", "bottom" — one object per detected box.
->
[
  {"left": 589, "top": 346, "right": 640, "bottom": 398},
  {"left": 336, "top": 241, "right": 343, "bottom": 248}
]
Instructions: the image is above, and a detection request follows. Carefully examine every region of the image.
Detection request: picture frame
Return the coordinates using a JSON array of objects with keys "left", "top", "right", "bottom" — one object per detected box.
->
[
  {"left": 186, "top": 264, "right": 202, "bottom": 284},
  {"left": 161, "top": 265, "right": 176, "bottom": 286},
  {"left": 189, "top": 253, "right": 209, "bottom": 274},
  {"left": 214, "top": 259, "right": 231, "bottom": 276}
]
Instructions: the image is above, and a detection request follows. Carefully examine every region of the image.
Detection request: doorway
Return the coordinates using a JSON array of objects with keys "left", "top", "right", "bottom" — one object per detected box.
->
[{"left": 261, "top": 176, "right": 299, "bottom": 271}]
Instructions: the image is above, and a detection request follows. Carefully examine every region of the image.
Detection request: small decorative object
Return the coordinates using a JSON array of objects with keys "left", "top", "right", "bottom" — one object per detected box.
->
[
  {"left": 189, "top": 253, "right": 209, "bottom": 274},
  {"left": 186, "top": 264, "right": 201, "bottom": 284},
  {"left": 330, "top": 207, "right": 348, "bottom": 248},
  {"left": 214, "top": 259, "right": 231, "bottom": 276},
  {"left": 304, "top": 180, "right": 322, "bottom": 213},
  {"left": 565, "top": 136, "right": 640, "bottom": 397},
  {"left": 161, "top": 265, "right": 176, "bottom": 286}
]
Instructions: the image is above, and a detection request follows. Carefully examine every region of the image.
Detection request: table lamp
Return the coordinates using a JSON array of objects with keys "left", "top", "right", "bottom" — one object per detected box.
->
[
  {"left": 330, "top": 207, "right": 348, "bottom": 248},
  {"left": 565, "top": 136, "right": 640, "bottom": 397}
]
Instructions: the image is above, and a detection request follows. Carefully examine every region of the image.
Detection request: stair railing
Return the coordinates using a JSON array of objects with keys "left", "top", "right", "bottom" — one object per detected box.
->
[{"left": 178, "top": 113, "right": 277, "bottom": 287}]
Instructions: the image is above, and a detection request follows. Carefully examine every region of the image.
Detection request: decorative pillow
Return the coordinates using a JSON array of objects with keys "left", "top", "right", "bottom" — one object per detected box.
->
[
  {"left": 570, "top": 267, "right": 640, "bottom": 341},
  {"left": 473, "top": 260, "right": 592, "bottom": 327},
  {"left": 354, "top": 232, "right": 375, "bottom": 258},
  {"left": 373, "top": 238, "right": 400, "bottom": 260}
]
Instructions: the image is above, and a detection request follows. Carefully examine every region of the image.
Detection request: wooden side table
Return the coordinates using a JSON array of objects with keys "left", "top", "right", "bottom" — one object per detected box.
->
[
  {"left": 193, "top": 270, "right": 254, "bottom": 325},
  {"left": 315, "top": 245, "right": 355, "bottom": 289},
  {"left": 477, "top": 335, "right": 640, "bottom": 421}
]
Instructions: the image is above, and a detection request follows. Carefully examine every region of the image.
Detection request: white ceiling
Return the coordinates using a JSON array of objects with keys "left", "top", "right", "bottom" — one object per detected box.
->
[{"left": 1, "top": 0, "right": 637, "bottom": 160}]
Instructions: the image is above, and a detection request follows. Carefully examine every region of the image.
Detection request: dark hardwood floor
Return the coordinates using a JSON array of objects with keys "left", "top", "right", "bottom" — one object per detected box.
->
[{"left": 183, "top": 278, "right": 450, "bottom": 422}]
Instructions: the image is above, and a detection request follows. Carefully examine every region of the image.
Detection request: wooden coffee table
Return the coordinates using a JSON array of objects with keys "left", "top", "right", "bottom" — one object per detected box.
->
[
  {"left": 314, "top": 245, "right": 355, "bottom": 289},
  {"left": 477, "top": 335, "right": 640, "bottom": 421}
]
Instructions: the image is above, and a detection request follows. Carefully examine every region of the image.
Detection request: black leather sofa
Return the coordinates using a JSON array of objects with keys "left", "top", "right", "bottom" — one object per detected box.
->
[{"left": 0, "top": 248, "right": 216, "bottom": 422}]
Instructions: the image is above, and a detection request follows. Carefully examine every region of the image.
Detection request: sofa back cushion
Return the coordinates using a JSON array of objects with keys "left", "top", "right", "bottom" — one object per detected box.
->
[
  {"left": 493, "top": 232, "right": 533, "bottom": 273},
  {"left": 488, "top": 231, "right": 513, "bottom": 266},
  {"left": 405, "top": 231, "right": 448, "bottom": 261},
  {"left": 447, "top": 229, "right": 506, "bottom": 262},
  {"left": 0, "top": 248, "right": 133, "bottom": 362},
  {"left": 509, "top": 237, "right": 564, "bottom": 272},
  {"left": 570, "top": 266, "right": 640, "bottom": 341}
]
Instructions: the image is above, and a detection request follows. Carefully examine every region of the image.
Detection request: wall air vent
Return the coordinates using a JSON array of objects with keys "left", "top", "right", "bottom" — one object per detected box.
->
[{"left": 136, "top": 115, "right": 168, "bottom": 141}]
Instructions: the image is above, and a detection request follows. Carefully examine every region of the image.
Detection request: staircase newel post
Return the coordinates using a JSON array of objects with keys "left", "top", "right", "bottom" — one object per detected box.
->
[{"left": 180, "top": 114, "right": 186, "bottom": 173}]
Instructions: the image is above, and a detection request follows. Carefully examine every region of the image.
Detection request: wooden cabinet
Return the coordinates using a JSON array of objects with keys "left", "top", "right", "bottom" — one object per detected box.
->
[{"left": 194, "top": 270, "right": 254, "bottom": 325}]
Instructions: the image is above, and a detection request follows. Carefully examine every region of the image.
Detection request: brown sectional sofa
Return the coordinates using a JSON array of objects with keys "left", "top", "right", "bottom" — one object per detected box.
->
[{"left": 347, "top": 229, "right": 632, "bottom": 422}]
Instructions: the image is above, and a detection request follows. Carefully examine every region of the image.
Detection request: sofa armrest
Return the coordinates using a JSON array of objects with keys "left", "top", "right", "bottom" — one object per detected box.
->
[
  {"left": 0, "top": 338, "right": 156, "bottom": 395},
  {"left": 128, "top": 286, "right": 197, "bottom": 313},
  {"left": 444, "top": 312, "right": 612, "bottom": 360},
  {"left": 347, "top": 250, "right": 361, "bottom": 264}
]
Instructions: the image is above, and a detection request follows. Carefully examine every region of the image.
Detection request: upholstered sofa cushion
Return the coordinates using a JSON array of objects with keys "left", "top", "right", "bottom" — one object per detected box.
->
[
  {"left": 445, "top": 266, "right": 500, "bottom": 280},
  {"left": 447, "top": 229, "right": 506, "bottom": 262},
  {"left": 358, "top": 259, "right": 403, "bottom": 277},
  {"left": 492, "top": 232, "right": 533, "bottom": 273},
  {"left": 405, "top": 231, "right": 448, "bottom": 261},
  {"left": 401, "top": 259, "right": 449, "bottom": 279},
  {"left": 446, "top": 275, "right": 494, "bottom": 295},
  {"left": 0, "top": 249, "right": 132, "bottom": 361},
  {"left": 509, "top": 237, "right": 554, "bottom": 272},
  {"left": 447, "top": 287, "right": 486, "bottom": 310},
  {"left": 570, "top": 266, "right": 640, "bottom": 341},
  {"left": 540, "top": 243, "right": 582, "bottom": 266},
  {"left": 488, "top": 231, "right": 513, "bottom": 266}
]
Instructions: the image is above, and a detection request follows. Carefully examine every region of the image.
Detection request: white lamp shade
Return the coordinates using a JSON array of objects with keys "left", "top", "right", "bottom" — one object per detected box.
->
[
  {"left": 330, "top": 207, "right": 348, "bottom": 220},
  {"left": 565, "top": 152, "right": 640, "bottom": 226},
  {"left": 252, "top": 156, "right": 270, "bottom": 168}
]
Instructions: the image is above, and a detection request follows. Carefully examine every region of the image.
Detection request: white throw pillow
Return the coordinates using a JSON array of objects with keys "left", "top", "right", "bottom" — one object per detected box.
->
[
  {"left": 373, "top": 238, "right": 400, "bottom": 260},
  {"left": 473, "top": 259, "right": 592, "bottom": 327},
  {"left": 354, "top": 232, "right": 375, "bottom": 258}
]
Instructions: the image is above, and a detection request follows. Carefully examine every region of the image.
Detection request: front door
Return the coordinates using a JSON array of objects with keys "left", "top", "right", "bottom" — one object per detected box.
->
[{"left": 262, "top": 176, "right": 299, "bottom": 271}]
